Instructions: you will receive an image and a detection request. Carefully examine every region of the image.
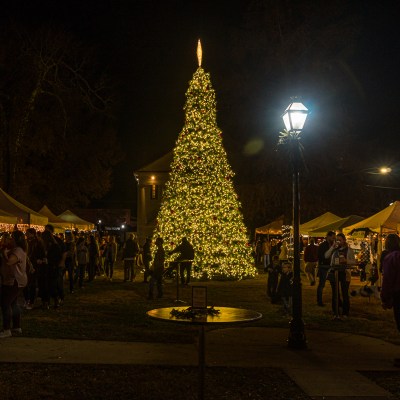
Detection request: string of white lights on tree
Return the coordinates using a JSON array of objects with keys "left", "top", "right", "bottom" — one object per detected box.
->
[{"left": 153, "top": 40, "right": 256, "bottom": 280}]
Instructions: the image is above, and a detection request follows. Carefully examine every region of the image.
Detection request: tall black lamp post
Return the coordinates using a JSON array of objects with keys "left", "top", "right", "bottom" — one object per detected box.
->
[{"left": 281, "top": 99, "right": 309, "bottom": 349}]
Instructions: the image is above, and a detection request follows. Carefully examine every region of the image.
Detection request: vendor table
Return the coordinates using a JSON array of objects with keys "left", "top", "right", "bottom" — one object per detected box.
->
[{"left": 147, "top": 306, "right": 262, "bottom": 400}]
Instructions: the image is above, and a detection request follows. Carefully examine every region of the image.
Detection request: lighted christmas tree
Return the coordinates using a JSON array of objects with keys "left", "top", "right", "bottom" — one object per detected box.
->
[{"left": 154, "top": 41, "right": 256, "bottom": 280}]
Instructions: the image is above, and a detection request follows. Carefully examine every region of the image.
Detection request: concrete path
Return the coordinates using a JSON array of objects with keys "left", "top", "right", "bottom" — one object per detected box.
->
[{"left": 0, "top": 327, "right": 399, "bottom": 399}]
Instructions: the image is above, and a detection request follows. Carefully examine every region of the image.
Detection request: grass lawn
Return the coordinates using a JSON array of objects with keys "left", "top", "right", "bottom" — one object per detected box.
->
[{"left": 20, "top": 264, "right": 400, "bottom": 345}]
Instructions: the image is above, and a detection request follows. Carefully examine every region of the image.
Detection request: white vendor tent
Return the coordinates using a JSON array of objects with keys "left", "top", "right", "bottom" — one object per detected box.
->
[
  {"left": 308, "top": 215, "right": 364, "bottom": 237},
  {"left": 300, "top": 212, "right": 341, "bottom": 236},
  {"left": 38, "top": 205, "right": 69, "bottom": 232},
  {"left": 255, "top": 216, "right": 284, "bottom": 236},
  {"left": 0, "top": 188, "right": 48, "bottom": 226},
  {"left": 0, "top": 208, "right": 18, "bottom": 225},
  {"left": 343, "top": 201, "right": 400, "bottom": 235},
  {"left": 58, "top": 209, "right": 94, "bottom": 231}
]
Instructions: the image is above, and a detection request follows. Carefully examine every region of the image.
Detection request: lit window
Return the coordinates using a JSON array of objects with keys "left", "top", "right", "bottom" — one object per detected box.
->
[{"left": 150, "top": 184, "right": 158, "bottom": 200}]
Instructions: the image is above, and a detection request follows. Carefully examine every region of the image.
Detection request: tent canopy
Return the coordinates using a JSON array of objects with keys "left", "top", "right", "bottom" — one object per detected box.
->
[
  {"left": 300, "top": 212, "right": 341, "bottom": 236},
  {"left": 0, "top": 208, "right": 18, "bottom": 225},
  {"left": 343, "top": 201, "right": 400, "bottom": 235},
  {"left": 0, "top": 188, "right": 48, "bottom": 226},
  {"left": 38, "top": 205, "right": 68, "bottom": 232},
  {"left": 309, "top": 215, "right": 364, "bottom": 237},
  {"left": 58, "top": 210, "right": 94, "bottom": 230},
  {"left": 255, "top": 216, "right": 284, "bottom": 235}
]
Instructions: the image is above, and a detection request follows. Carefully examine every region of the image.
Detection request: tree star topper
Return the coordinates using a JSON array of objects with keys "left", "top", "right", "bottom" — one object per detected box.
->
[{"left": 197, "top": 39, "right": 202, "bottom": 67}]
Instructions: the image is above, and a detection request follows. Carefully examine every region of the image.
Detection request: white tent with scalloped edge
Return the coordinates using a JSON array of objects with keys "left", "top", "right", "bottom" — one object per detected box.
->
[
  {"left": 299, "top": 212, "right": 341, "bottom": 236},
  {"left": 343, "top": 201, "right": 400, "bottom": 235}
]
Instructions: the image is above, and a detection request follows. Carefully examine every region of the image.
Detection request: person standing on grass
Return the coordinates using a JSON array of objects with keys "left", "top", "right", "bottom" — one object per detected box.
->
[
  {"left": 262, "top": 238, "right": 271, "bottom": 271},
  {"left": 41, "top": 230, "right": 63, "bottom": 309},
  {"left": 317, "top": 231, "right": 336, "bottom": 307},
  {"left": 65, "top": 234, "right": 77, "bottom": 294},
  {"left": 0, "top": 230, "right": 27, "bottom": 338},
  {"left": 328, "top": 233, "right": 355, "bottom": 318},
  {"left": 123, "top": 234, "right": 140, "bottom": 282},
  {"left": 24, "top": 228, "right": 45, "bottom": 309},
  {"left": 170, "top": 237, "right": 194, "bottom": 286},
  {"left": 148, "top": 237, "right": 165, "bottom": 299},
  {"left": 99, "top": 237, "right": 107, "bottom": 276},
  {"left": 142, "top": 237, "right": 152, "bottom": 283},
  {"left": 75, "top": 237, "right": 88, "bottom": 288},
  {"left": 87, "top": 235, "right": 99, "bottom": 283},
  {"left": 265, "top": 255, "right": 281, "bottom": 304},
  {"left": 104, "top": 236, "right": 117, "bottom": 281},
  {"left": 380, "top": 233, "right": 400, "bottom": 367},
  {"left": 304, "top": 237, "right": 318, "bottom": 286},
  {"left": 277, "top": 261, "right": 293, "bottom": 315}
]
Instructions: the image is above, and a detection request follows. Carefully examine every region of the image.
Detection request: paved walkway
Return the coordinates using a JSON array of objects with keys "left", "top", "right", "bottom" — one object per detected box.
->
[{"left": 0, "top": 327, "right": 399, "bottom": 399}]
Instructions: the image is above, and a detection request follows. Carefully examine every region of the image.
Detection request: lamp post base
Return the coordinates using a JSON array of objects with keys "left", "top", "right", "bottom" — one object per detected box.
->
[{"left": 288, "top": 318, "right": 307, "bottom": 349}]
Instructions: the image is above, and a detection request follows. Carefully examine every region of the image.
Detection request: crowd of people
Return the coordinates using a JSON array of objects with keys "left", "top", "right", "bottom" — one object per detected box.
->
[
  {"left": 0, "top": 225, "right": 147, "bottom": 338},
  {"left": 260, "top": 231, "right": 400, "bottom": 325},
  {"left": 0, "top": 226, "right": 197, "bottom": 338}
]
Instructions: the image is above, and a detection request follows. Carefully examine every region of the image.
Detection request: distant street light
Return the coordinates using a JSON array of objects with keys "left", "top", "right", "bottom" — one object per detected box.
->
[
  {"left": 280, "top": 99, "right": 309, "bottom": 349},
  {"left": 343, "top": 166, "right": 392, "bottom": 176}
]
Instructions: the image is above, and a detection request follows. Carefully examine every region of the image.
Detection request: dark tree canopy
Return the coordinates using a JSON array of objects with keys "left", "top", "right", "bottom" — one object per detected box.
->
[{"left": 0, "top": 22, "right": 122, "bottom": 212}]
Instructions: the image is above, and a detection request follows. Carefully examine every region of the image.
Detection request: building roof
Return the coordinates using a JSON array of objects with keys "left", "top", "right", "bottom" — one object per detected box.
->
[{"left": 135, "top": 152, "right": 173, "bottom": 173}]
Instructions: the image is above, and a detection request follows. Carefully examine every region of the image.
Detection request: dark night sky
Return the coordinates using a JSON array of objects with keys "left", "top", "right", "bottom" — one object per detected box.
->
[{"left": 2, "top": 0, "right": 399, "bottom": 211}]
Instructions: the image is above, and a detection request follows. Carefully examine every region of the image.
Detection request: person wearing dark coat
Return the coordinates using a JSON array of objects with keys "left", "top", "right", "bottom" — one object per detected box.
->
[
  {"left": 265, "top": 255, "right": 281, "bottom": 303},
  {"left": 277, "top": 261, "right": 293, "bottom": 315},
  {"left": 87, "top": 235, "right": 99, "bottom": 282},
  {"left": 148, "top": 237, "right": 165, "bottom": 299},
  {"left": 170, "top": 237, "right": 195, "bottom": 286},
  {"left": 142, "top": 237, "right": 152, "bottom": 283},
  {"left": 123, "top": 234, "right": 140, "bottom": 282}
]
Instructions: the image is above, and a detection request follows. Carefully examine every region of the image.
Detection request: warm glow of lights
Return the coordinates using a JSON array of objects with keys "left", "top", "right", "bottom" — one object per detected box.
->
[
  {"left": 151, "top": 175, "right": 155, "bottom": 181},
  {"left": 380, "top": 167, "right": 392, "bottom": 174},
  {"left": 16, "top": 224, "right": 45, "bottom": 232},
  {"left": 153, "top": 61, "right": 256, "bottom": 280},
  {"left": 0, "top": 223, "right": 14, "bottom": 232},
  {"left": 197, "top": 39, "right": 202, "bottom": 67}
]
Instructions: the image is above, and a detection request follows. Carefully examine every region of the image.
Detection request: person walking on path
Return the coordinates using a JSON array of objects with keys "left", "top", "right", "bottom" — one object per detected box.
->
[
  {"left": 304, "top": 237, "right": 318, "bottom": 286},
  {"left": 123, "top": 234, "right": 140, "bottom": 282},
  {"left": 0, "top": 230, "right": 28, "bottom": 338},
  {"left": 148, "top": 237, "right": 165, "bottom": 299},
  {"left": 328, "top": 233, "right": 355, "bottom": 318},
  {"left": 170, "top": 237, "right": 195, "bottom": 286},
  {"left": 317, "top": 231, "right": 336, "bottom": 307},
  {"left": 381, "top": 233, "right": 400, "bottom": 367},
  {"left": 142, "top": 237, "right": 152, "bottom": 283}
]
